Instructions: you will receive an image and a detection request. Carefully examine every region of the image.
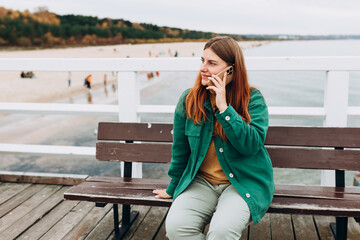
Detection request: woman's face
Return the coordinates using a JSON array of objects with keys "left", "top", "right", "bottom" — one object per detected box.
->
[{"left": 200, "top": 48, "right": 228, "bottom": 87}]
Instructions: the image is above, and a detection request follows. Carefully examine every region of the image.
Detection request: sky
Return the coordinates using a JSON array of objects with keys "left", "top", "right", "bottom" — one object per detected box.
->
[{"left": 1, "top": 0, "right": 360, "bottom": 35}]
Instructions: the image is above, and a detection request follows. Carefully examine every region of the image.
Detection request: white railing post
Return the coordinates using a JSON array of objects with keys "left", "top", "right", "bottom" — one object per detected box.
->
[
  {"left": 117, "top": 71, "right": 142, "bottom": 178},
  {"left": 321, "top": 71, "right": 349, "bottom": 186}
]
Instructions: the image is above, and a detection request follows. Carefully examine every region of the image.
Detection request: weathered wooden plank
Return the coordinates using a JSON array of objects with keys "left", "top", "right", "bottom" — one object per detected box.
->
[
  {"left": 62, "top": 203, "right": 112, "bottom": 240},
  {"left": 96, "top": 144, "right": 360, "bottom": 171},
  {"left": 270, "top": 213, "right": 294, "bottom": 240},
  {"left": 276, "top": 184, "right": 360, "bottom": 196},
  {"left": 0, "top": 182, "right": 32, "bottom": 205},
  {"left": 119, "top": 205, "right": 151, "bottom": 240},
  {"left": 64, "top": 181, "right": 172, "bottom": 207},
  {"left": 85, "top": 204, "right": 123, "bottom": 240},
  {"left": 268, "top": 147, "right": 360, "bottom": 171},
  {"left": 0, "top": 171, "right": 88, "bottom": 185},
  {"left": 98, "top": 123, "right": 360, "bottom": 148},
  {"left": 240, "top": 225, "right": 249, "bottom": 240},
  {"left": 275, "top": 184, "right": 360, "bottom": 200},
  {"left": 39, "top": 201, "right": 95, "bottom": 240},
  {"left": 292, "top": 214, "right": 319, "bottom": 240},
  {"left": 0, "top": 182, "right": 14, "bottom": 194},
  {"left": 0, "top": 184, "right": 61, "bottom": 233},
  {"left": 2, "top": 187, "right": 69, "bottom": 240},
  {"left": 0, "top": 183, "right": 45, "bottom": 217},
  {"left": 17, "top": 199, "right": 80, "bottom": 240},
  {"left": 347, "top": 217, "right": 360, "bottom": 240},
  {"left": 312, "top": 215, "right": 335, "bottom": 240},
  {"left": 96, "top": 142, "right": 171, "bottom": 163},
  {"left": 98, "top": 122, "right": 173, "bottom": 142},
  {"left": 249, "top": 213, "right": 271, "bottom": 240},
  {"left": 265, "top": 126, "right": 360, "bottom": 148},
  {"left": 130, "top": 206, "right": 168, "bottom": 240},
  {"left": 269, "top": 197, "right": 360, "bottom": 216},
  {"left": 154, "top": 219, "right": 168, "bottom": 240},
  {"left": 87, "top": 176, "right": 170, "bottom": 187}
]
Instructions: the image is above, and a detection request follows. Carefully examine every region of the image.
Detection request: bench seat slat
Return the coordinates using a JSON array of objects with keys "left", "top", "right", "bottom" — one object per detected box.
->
[
  {"left": 97, "top": 123, "right": 360, "bottom": 148},
  {"left": 269, "top": 197, "right": 360, "bottom": 217},
  {"left": 64, "top": 180, "right": 360, "bottom": 215},
  {"left": 64, "top": 180, "right": 171, "bottom": 207},
  {"left": 98, "top": 122, "right": 173, "bottom": 142},
  {"left": 266, "top": 126, "right": 360, "bottom": 148},
  {"left": 275, "top": 184, "right": 360, "bottom": 200},
  {"left": 276, "top": 184, "right": 360, "bottom": 195},
  {"left": 268, "top": 148, "right": 360, "bottom": 171},
  {"left": 95, "top": 142, "right": 360, "bottom": 171},
  {"left": 96, "top": 142, "right": 171, "bottom": 163},
  {"left": 87, "top": 176, "right": 170, "bottom": 185}
]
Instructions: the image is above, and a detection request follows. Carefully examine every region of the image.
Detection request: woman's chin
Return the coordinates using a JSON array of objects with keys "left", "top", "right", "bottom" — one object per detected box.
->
[{"left": 201, "top": 79, "right": 210, "bottom": 86}]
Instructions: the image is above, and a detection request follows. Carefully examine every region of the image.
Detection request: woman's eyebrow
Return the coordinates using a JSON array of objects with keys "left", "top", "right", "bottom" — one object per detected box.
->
[{"left": 201, "top": 57, "right": 218, "bottom": 63}]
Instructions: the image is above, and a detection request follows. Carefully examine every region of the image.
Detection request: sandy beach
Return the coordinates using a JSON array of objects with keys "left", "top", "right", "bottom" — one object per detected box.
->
[{"left": 0, "top": 41, "right": 269, "bottom": 103}]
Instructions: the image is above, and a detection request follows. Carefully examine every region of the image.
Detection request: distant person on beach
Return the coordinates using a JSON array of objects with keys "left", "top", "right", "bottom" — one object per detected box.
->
[
  {"left": 174, "top": 51, "right": 178, "bottom": 57},
  {"left": 104, "top": 74, "right": 107, "bottom": 86},
  {"left": 20, "top": 71, "right": 35, "bottom": 78},
  {"left": 68, "top": 71, "right": 72, "bottom": 87},
  {"left": 153, "top": 36, "right": 274, "bottom": 239},
  {"left": 84, "top": 74, "right": 92, "bottom": 89}
]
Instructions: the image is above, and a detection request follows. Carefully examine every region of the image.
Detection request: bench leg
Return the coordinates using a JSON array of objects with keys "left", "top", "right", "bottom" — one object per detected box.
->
[
  {"left": 330, "top": 217, "right": 348, "bottom": 240},
  {"left": 112, "top": 204, "right": 139, "bottom": 240}
]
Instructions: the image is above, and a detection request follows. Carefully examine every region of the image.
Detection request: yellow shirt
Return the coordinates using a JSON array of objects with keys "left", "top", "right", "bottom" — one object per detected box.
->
[{"left": 198, "top": 94, "right": 229, "bottom": 185}]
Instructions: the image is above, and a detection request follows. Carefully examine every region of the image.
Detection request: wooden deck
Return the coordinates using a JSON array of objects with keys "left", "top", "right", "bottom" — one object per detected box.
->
[{"left": 1, "top": 182, "right": 360, "bottom": 240}]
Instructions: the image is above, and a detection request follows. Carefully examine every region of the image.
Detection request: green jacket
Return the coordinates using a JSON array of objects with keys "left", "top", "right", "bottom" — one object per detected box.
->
[{"left": 166, "top": 88, "right": 275, "bottom": 225}]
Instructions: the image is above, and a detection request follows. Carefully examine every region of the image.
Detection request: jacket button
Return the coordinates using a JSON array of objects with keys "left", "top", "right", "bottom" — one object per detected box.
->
[
  {"left": 229, "top": 173, "right": 234, "bottom": 178},
  {"left": 219, "top": 148, "right": 223, "bottom": 153},
  {"left": 246, "top": 193, "right": 251, "bottom": 198},
  {"left": 225, "top": 116, "right": 230, "bottom": 121}
]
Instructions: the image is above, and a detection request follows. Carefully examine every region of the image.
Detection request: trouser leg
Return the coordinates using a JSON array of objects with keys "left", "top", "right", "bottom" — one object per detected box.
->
[
  {"left": 207, "top": 184, "right": 251, "bottom": 240},
  {"left": 166, "top": 177, "right": 217, "bottom": 240}
]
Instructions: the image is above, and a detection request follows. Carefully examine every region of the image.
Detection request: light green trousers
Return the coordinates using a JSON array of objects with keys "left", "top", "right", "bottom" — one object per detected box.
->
[{"left": 166, "top": 176, "right": 251, "bottom": 240}]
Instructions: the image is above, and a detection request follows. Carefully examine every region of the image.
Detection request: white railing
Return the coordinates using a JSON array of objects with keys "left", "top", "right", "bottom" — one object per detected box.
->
[{"left": 1, "top": 57, "right": 360, "bottom": 183}]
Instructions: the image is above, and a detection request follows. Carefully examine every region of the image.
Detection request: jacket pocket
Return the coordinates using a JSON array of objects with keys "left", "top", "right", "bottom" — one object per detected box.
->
[{"left": 185, "top": 119, "right": 202, "bottom": 137}]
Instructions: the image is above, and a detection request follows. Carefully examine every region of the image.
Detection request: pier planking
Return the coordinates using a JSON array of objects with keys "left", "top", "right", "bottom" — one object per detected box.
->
[{"left": 0, "top": 181, "right": 359, "bottom": 239}]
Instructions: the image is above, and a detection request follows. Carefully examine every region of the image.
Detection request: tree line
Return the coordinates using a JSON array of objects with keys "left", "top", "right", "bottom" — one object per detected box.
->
[{"left": 0, "top": 7, "right": 220, "bottom": 47}]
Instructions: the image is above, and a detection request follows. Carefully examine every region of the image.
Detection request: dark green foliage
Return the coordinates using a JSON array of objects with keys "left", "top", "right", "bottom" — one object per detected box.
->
[{"left": 0, "top": 11, "right": 229, "bottom": 47}]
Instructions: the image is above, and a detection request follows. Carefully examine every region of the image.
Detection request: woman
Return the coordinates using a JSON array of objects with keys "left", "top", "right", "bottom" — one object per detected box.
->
[{"left": 153, "top": 36, "right": 274, "bottom": 240}]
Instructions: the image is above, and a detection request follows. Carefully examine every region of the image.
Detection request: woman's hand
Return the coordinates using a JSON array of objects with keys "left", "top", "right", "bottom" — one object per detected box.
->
[
  {"left": 153, "top": 189, "right": 172, "bottom": 199},
  {"left": 206, "top": 72, "right": 228, "bottom": 112}
]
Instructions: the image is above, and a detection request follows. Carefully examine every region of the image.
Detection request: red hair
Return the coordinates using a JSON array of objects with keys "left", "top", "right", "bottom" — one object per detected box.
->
[{"left": 185, "top": 36, "right": 252, "bottom": 140}]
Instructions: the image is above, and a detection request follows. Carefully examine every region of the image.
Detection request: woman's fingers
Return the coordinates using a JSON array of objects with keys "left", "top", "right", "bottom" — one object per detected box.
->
[
  {"left": 153, "top": 189, "right": 172, "bottom": 199},
  {"left": 210, "top": 72, "right": 227, "bottom": 87},
  {"left": 208, "top": 77, "right": 220, "bottom": 88}
]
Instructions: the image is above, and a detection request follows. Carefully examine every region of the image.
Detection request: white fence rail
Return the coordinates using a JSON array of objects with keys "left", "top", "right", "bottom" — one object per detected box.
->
[{"left": 1, "top": 57, "right": 360, "bottom": 183}]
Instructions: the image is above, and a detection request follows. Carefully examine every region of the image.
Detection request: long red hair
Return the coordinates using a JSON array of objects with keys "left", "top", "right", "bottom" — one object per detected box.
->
[{"left": 185, "top": 36, "right": 252, "bottom": 140}]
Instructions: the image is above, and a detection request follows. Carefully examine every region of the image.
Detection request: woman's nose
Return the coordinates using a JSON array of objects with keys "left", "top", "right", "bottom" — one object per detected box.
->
[{"left": 200, "top": 63, "right": 207, "bottom": 72}]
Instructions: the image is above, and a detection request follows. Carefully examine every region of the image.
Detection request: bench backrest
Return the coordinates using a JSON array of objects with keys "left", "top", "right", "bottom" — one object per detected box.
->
[{"left": 96, "top": 122, "right": 360, "bottom": 171}]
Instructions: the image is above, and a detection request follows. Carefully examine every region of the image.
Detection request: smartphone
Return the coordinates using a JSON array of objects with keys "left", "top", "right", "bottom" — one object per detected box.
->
[{"left": 208, "top": 65, "right": 234, "bottom": 86}]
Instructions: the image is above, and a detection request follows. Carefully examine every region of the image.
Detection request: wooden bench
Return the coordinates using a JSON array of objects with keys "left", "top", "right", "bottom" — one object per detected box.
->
[{"left": 64, "top": 122, "right": 360, "bottom": 240}]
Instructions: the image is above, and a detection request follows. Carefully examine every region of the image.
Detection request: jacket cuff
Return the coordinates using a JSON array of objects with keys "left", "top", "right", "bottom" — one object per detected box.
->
[
  {"left": 215, "top": 105, "right": 241, "bottom": 125},
  {"left": 166, "top": 183, "right": 176, "bottom": 197}
]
